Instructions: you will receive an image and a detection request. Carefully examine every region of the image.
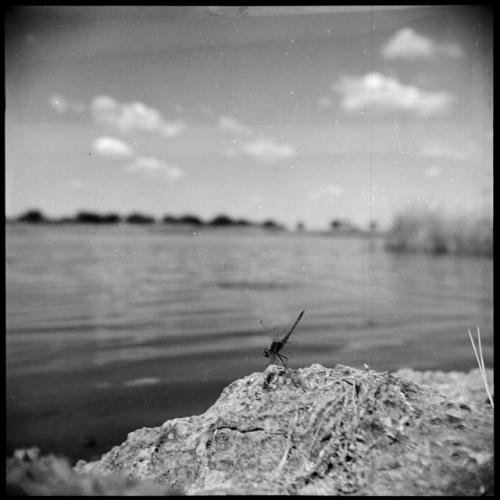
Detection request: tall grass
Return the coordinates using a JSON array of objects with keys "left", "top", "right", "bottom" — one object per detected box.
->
[{"left": 385, "top": 206, "right": 492, "bottom": 257}]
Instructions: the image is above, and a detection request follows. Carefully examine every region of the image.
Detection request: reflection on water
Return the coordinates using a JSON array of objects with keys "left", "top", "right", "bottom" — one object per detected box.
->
[{"left": 6, "top": 224, "right": 493, "bottom": 460}]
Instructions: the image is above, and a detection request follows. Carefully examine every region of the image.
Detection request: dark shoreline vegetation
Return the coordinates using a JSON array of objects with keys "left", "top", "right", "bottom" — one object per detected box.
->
[
  {"left": 7, "top": 209, "right": 288, "bottom": 231},
  {"left": 6, "top": 208, "right": 492, "bottom": 257},
  {"left": 6, "top": 210, "right": 372, "bottom": 235}
]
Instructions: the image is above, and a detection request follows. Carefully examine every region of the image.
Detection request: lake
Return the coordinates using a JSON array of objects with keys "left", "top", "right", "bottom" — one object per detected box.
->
[{"left": 6, "top": 224, "right": 493, "bottom": 462}]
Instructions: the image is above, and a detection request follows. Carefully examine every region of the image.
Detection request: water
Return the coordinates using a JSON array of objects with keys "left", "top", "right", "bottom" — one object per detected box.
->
[{"left": 6, "top": 224, "right": 493, "bottom": 462}]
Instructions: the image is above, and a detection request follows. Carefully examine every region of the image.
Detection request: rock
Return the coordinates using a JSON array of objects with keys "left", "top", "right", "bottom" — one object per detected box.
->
[
  {"left": 393, "top": 367, "right": 494, "bottom": 407},
  {"left": 72, "top": 363, "right": 493, "bottom": 495}
]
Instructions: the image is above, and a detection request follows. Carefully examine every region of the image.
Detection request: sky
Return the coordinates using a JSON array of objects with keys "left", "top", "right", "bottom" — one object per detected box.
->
[{"left": 5, "top": 6, "right": 493, "bottom": 230}]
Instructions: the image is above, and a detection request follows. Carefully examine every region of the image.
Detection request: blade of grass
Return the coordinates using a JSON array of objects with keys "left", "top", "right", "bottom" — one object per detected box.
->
[
  {"left": 476, "top": 326, "right": 487, "bottom": 376},
  {"left": 476, "top": 327, "right": 494, "bottom": 408},
  {"left": 468, "top": 328, "right": 494, "bottom": 408},
  {"left": 467, "top": 329, "right": 488, "bottom": 403},
  {"left": 468, "top": 328, "right": 482, "bottom": 371},
  {"left": 474, "top": 327, "right": 490, "bottom": 397}
]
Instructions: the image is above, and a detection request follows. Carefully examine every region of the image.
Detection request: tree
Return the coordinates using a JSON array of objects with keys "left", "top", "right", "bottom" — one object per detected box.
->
[
  {"left": 17, "top": 210, "right": 46, "bottom": 223},
  {"left": 262, "top": 219, "right": 284, "bottom": 230},
  {"left": 179, "top": 215, "right": 203, "bottom": 225},
  {"left": 210, "top": 214, "right": 234, "bottom": 226},
  {"left": 126, "top": 213, "right": 155, "bottom": 224},
  {"left": 101, "top": 213, "right": 121, "bottom": 224},
  {"left": 76, "top": 212, "right": 104, "bottom": 224},
  {"left": 163, "top": 215, "right": 179, "bottom": 224},
  {"left": 235, "top": 218, "right": 253, "bottom": 226}
]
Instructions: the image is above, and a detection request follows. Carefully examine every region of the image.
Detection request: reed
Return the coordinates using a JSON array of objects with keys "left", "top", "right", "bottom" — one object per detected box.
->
[
  {"left": 385, "top": 207, "right": 492, "bottom": 257},
  {"left": 467, "top": 327, "right": 494, "bottom": 408}
]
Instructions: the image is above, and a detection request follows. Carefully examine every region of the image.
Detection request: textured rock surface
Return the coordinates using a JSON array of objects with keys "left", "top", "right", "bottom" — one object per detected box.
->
[
  {"left": 393, "top": 367, "right": 494, "bottom": 407},
  {"left": 73, "top": 363, "right": 493, "bottom": 495}
]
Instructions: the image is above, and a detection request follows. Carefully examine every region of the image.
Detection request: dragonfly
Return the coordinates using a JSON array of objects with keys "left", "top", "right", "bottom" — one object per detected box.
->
[{"left": 263, "top": 310, "right": 305, "bottom": 367}]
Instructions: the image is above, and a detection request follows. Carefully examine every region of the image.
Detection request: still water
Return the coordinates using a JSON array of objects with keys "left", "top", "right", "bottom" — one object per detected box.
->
[{"left": 6, "top": 224, "right": 493, "bottom": 461}]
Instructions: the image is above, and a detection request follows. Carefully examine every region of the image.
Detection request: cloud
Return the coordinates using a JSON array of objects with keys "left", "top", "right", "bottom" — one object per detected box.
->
[
  {"left": 49, "top": 94, "right": 68, "bottom": 113},
  {"left": 93, "top": 136, "right": 134, "bottom": 159},
  {"left": 91, "top": 95, "right": 118, "bottom": 122},
  {"left": 317, "top": 96, "right": 333, "bottom": 110},
  {"left": 217, "top": 118, "right": 295, "bottom": 164},
  {"left": 91, "top": 95, "right": 185, "bottom": 138},
  {"left": 307, "top": 184, "right": 345, "bottom": 201},
  {"left": 420, "top": 142, "right": 479, "bottom": 162},
  {"left": 420, "top": 144, "right": 462, "bottom": 161},
  {"left": 161, "top": 121, "right": 186, "bottom": 138},
  {"left": 127, "top": 156, "right": 183, "bottom": 181},
  {"left": 323, "top": 185, "right": 345, "bottom": 198},
  {"left": 49, "top": 94, "right": 86, "bottom": 114},
  {"left": 381, "top": 27, "right": 464, "bottom": 60},
  {"left": 423, "top": 166, "right": 442, "bottom": 178},
  {"left": 222, "top": 145, "right": 241, "bottom": 158},
  {"left": 333, "top": 72, "right": 454, "bottom": 117},
  {"left": 68, "top": 179, "right": 89, "bottom": 190},
  {"left": 241, "top": 139, "right": 295, "bottom": 164},
  {"left": 199, "top": 104, "right": 214, "bottom": 117},
  {"left": 218, "top": 115, "right": 250, "bottom": 135}
]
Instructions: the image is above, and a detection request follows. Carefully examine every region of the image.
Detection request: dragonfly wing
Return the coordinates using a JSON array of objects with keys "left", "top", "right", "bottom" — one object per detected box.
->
[{"left": 280, "top": 339, "right": 299, "bottom": 356}]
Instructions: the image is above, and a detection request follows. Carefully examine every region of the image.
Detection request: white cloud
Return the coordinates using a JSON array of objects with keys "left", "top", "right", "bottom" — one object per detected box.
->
[
  {"left": 127, "top": 156, "right": 183, "bottom": 181},
  {"left": 381, "top": 27, "right": 464, "bottom": 60},
  {"left": 161, "top": 121, "right": 186, "bottom": 138},
  {"left": 218, "top": 115, "right": 250, "bottom": 135},
  {"left": 120, "top": 101, "right": 163, "bottom": 132},
  {"left": 307, "top": 184, "right": 345, "bottom": 201},
  {"left": 69, "top": 179, "right": 89, "bottom": 190},
  {"left": 317, "top": 96, "right": 333, "bottom": 110},
  {"left": 93, "top": 136, "right": 134, "bottom": 159},
  {"left": 241, "top": 139, "right": 295, "bottom": 164},
  {"left": 424, "top": 166, "right": 442, "bottom": 178},
  {"left": 49, "top": 94, "right": 86, "bottom": 114},
  {"left": 199, "top": 104, "right": 214, "bottom": 117},
  {"left": 420, "top": 144, "right": 464, "bottom": 161},
  {"left": 222, "top": 145, "right": 241, "bottom": 158},
  {"left": 420, "top": 142, "right": 479, "bottom": 162},
  {"left": 323, "top": 185, "right": 345, "bottom": 198},
  {"left": 91, "top": 95, "right": 119, "bottom": 124},
  {"left": 91, "top": 95, "right": 185, "bottom": 138},
  {"left": 49, "top": 94, "right": 68, "bottom": 113},
  {"left": 438, "top": 43, "right": 464, "bottom": 59},
  {"left": 333, "top": 72, "right": 454, "bottom": 117}
]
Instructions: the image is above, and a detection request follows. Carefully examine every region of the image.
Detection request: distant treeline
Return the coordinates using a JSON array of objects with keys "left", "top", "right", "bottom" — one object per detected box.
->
[{"left": 7, "top": 210, "right": 286, "bottom": 230}]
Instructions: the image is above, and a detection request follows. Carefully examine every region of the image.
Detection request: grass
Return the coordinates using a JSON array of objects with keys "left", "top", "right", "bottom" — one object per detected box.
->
[
  {"left": 467, "top": 327, "right": 494, "bottom": 408},
  {"left": 385, "top": 207, "right": 492, "bottom": 257}
]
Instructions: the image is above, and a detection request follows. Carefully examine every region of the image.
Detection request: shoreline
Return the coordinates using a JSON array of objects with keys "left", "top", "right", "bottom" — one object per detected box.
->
[
  {"left": 7, "top": 363, "right": 493, "bottom": 495},
  {"left": 7, "top": 364, "right": 493, "bottom": 465}
]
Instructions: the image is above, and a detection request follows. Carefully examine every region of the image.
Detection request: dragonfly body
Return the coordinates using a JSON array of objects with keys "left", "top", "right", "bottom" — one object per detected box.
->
[{"left": 263, "top": 310, "right": 305, "bottom": 367}]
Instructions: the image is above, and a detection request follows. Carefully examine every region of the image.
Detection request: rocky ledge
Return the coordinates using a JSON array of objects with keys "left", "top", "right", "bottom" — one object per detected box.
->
[{"left": 8, "top": 364, "right": 494, "bottom": 495}]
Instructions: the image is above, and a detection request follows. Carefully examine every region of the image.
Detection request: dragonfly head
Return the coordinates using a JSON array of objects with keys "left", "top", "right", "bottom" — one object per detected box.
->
[{"left": 263, "top": 347, "right": 270, "bottom": 358}]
